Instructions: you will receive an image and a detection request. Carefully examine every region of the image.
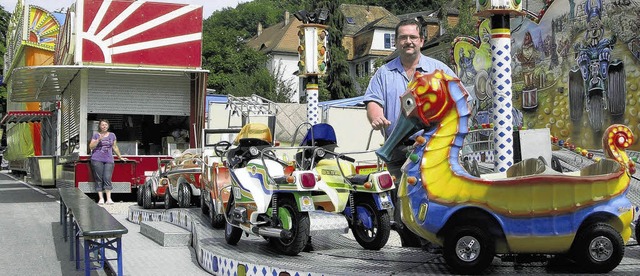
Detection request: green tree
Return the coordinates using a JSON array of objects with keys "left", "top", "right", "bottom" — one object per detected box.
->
[
  {"left": 1, "top": 5, "right": 10, "bottom": 112},
  {"left": 0, "top": 5, "right": 9, "bottom": 43},
  {"left": 202, "top": 0, "right": 310, "bottom": 102},
  {"left": 433, "top": 0, "right": 477, "bottom": 42},
  {"left": 321, "top": 0, "right": 356, "bottom": 99},
  {"left": 1, "top": 5, "right": 10, "bottom": 73},
  {"left": 200, "top": 0, "right": 470, "bottom": 102},
  {"left": 346, "top": 0, "right": 437, "bottom": 15},
  {"left": 201, "top": 18, "right": 274, "bottom": 95},
  {"left": 447, "top": 0, "right": 476, "bottom": 38},
  {"left": 207, "top": 0, "right": 283, "bottom": 38},
  {"left": 225, "top": 66, "right": 294, "bottom": 103}
]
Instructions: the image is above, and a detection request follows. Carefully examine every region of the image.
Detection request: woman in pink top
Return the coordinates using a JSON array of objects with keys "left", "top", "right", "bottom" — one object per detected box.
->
[{"left": 88, "top": 119, "right": 127, "bottom": 204}]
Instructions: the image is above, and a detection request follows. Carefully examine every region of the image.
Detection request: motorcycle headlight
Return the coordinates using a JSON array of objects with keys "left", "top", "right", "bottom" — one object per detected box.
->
[{"left": 249, "top": 146, "right": 260, "bottom": 156}]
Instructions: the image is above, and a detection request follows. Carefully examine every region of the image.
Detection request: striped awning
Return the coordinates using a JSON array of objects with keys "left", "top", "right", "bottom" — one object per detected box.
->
[
  {"left": 0, "top": 111, "right": 53, "bottom": 125},
  {"left": 8, "top": 65, "right": 208, "bottom": 102}
]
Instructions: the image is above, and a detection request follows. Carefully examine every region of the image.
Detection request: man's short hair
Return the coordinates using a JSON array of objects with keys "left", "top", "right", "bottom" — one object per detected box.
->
[{"left": 395, "top": 19, "right": 424, "bottom": 39}]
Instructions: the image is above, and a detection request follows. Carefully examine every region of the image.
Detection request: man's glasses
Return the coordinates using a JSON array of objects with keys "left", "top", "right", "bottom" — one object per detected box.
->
[{"left": 398, "top": 35, "right": 421, "bottom": 42}]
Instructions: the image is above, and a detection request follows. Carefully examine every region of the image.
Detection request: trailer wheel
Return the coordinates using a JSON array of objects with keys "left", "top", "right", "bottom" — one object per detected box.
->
[
  {"left": 178, "top": 183, "right": 191, "bottom": 208},
  {"left": 571, "top": 223, "right": 624, "bottom": 273}
]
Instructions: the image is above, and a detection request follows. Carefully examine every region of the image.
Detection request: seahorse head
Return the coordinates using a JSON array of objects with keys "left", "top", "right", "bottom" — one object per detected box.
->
[
  {"left": 400, "top": 69, "right": 456, "bottom": 127},
  {"left": 377, "top": 69, "right": 467, "bottom": 163}
]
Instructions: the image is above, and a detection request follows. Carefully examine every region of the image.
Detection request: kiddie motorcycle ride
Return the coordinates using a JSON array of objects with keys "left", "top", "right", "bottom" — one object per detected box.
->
[
  {"left": 293, "top": 123, "right": 394, "bottom": 250},
  {"left": 378, "top": 70, "right": 636, "bottom": 274},
  {"left": 221, "top": 123, "right": 322, "bottom": 256},
  {"left": 139, "top": 149, "right": 203, "bottom": 209}
]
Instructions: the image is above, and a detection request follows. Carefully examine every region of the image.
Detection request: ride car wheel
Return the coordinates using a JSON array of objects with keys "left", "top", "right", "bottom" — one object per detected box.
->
[
  {"left": 136, "top": 185, "right": 144, "bottom": 206},
  {"left": 142, "top": 184, "right": 153, "bottom": 209},
  {"left": 635, "top": 219, "right": 640, "bottom": 247},
  {"left": 351, "top": 198, "right": 391, "bottom": 250},
  {"left": 269, "top": 197, "right": 310, "bottom": 256},
  {"left": 443, "top": 225, "right": 495, "bottom": 274},
  {"left": 571, "top": 223, "right": 624, "bottom": 273},
  {"left": 178, "top": 183, "right": 191, "bottom": 208},
  {"left": 200, "top": 191, "right": 209, "bottom": 215},
  {"left": 225, "top": 220, "right": 242, "bottom": 245},
  {"left": 210, "top": 200, "right": 225, "bottom": 229},
  {"left": 224, "top": 196, "right": 242, "bottom": 245},
  {"left": 164, "top": 189, "right": 177, "bottom": 209}
]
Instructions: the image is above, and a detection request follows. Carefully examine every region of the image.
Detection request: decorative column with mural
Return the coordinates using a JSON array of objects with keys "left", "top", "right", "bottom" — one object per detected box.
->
[
  {"left": 475, "top": 0, "right": 523, "bottom": 172},
  {"left": 296, "top": 9, "right": 329, "bottom": 125}
]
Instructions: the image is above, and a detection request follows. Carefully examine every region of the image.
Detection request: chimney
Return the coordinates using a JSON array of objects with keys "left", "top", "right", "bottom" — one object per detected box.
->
[
  {"left": 257, "top": 22, "right": 263, "bottom": 36},
  {"left": 285, "top": 11, "right": 290, "bottom": 25}
]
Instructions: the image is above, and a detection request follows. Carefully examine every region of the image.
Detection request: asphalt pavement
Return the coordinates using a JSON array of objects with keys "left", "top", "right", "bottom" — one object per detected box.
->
[
  {"left": 0, "top": 172, "right": 205, "bottom": 276},
  {"left": 0, "top": 172, "right": 100, "bottom": 276}
]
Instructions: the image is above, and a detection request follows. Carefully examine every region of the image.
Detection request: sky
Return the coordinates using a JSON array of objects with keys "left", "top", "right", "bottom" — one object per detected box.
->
[{"left": 0, "top": 0, "right": 251, "bottom": 17}]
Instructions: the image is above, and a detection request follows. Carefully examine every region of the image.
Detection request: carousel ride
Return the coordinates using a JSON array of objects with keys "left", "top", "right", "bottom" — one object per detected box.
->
[{"left": 377, "top": 69, "right": 636, "bottom": 274}]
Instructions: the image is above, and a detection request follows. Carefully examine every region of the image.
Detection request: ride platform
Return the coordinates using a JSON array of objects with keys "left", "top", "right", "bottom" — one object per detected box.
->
[{"left": 127, "top": 205, "right": 640, "bottom": 275}]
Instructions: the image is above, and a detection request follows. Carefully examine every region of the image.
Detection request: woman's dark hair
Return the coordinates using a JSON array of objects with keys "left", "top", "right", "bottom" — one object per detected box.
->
[
  {"left": 99, "top": 119, "right": 110, "bottom": 128},
  {"left": 395, "top": 19, "right": 424, "bottom": 39}
]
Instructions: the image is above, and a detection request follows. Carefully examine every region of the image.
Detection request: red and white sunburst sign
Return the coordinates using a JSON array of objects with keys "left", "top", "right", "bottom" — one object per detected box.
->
[{"left": 79, "top": 0, "right": 203, "bottom": 68}]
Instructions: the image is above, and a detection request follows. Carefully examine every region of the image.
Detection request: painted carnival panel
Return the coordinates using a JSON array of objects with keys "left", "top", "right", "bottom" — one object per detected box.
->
[{"left": 454, "top": 0, "right": 640, "bottom": 150}]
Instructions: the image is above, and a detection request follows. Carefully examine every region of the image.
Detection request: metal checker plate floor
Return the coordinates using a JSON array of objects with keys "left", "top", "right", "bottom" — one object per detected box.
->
[{"left": 128, "top": 206, "right": 640, "bottom": 275}]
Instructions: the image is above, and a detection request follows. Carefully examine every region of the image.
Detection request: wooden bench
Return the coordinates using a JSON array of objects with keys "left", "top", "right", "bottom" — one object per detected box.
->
[{"left": 59, "top": 188, "right": 128, "bottom": 276}]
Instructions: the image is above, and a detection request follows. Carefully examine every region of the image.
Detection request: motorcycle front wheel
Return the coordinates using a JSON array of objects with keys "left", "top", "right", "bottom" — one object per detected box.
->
[{"left": 269, "top": 197, "right": 310, "bottom": 256}]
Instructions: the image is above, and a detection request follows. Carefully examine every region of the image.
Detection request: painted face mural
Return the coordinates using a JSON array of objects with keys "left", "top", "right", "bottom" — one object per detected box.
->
[{"left": 453, "top": 0, "right": 640, "bottom": 150}]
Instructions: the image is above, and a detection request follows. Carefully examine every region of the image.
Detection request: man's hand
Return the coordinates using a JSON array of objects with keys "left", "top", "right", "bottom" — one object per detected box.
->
[
  {"left": 366, "top": 101, "right": 389, "bottom": 130},
  {"left": 371, "top": 116, "right": 391, "bottom": 130}
]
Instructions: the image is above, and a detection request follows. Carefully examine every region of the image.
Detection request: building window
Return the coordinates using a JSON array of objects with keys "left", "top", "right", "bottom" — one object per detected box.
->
[
  {"left": 384, "top": 33, "right": 395, "bottom": 49},
  {"left": 364, "top": 61, "right": 370, "bottom": 75}
]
